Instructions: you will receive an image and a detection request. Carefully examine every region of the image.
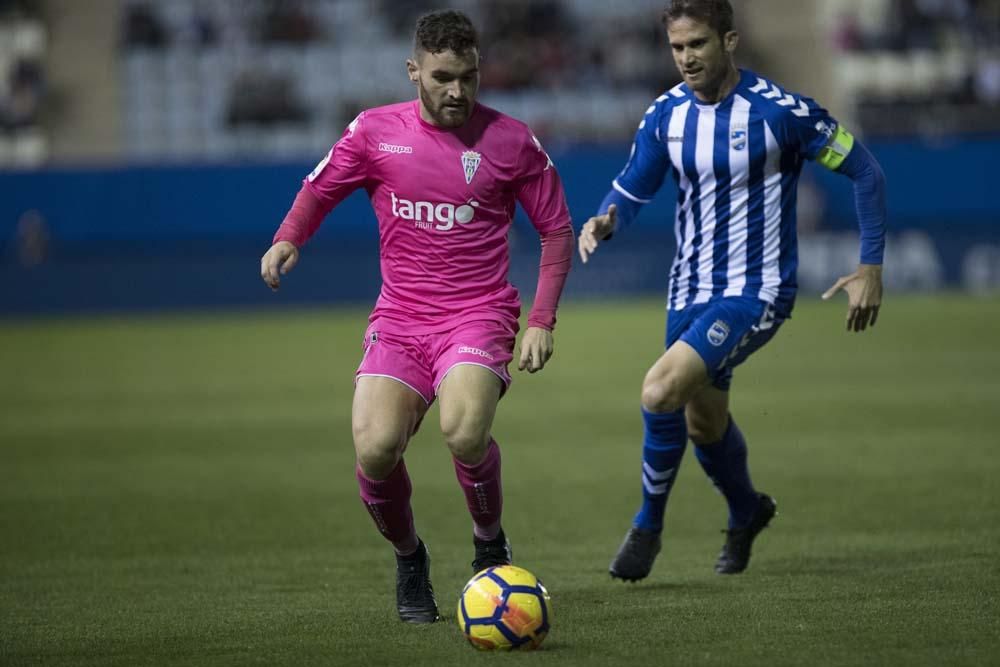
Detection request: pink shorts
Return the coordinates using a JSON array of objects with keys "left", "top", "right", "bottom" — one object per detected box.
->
[{"left": 355, "top": 320, "right": 517, "bottom": 404}]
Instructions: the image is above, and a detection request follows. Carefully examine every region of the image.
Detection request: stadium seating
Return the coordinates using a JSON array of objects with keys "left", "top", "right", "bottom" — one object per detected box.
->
[{"left": 0, "top": 1, "right": 47, "bottom": 167}]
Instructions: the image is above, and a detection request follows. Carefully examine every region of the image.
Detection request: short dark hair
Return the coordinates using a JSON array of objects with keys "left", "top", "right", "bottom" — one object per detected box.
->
[
  {"left": 662, "top": 0, "right": 734, "bottom": 38},
  {"left": 414, "top": 10, "right": 479, "bottom": 56}
]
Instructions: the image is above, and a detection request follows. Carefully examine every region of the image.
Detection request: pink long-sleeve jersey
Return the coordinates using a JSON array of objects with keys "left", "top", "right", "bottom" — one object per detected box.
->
[{"left": 275, "top": 100, "right": 572, "bottom": 334}]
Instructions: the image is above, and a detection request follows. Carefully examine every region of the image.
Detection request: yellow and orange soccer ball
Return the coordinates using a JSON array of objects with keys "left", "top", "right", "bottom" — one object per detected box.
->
[{"left": 456, "top": 565, "right": 552, "bottom": 651}]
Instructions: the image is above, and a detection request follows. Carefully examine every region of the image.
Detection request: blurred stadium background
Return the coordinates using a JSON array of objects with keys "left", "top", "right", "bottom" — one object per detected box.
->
[
  {"left": 2, "top": 1, "right": 999, "bottom": 665},
  {"left": 0, "top": 0, "right": 997, "bottom": 311}
]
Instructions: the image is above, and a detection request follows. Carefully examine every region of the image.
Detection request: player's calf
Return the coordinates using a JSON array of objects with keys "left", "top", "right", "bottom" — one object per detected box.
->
[{"left": 640, "top": 343, "right": 711, "bottom": 413}]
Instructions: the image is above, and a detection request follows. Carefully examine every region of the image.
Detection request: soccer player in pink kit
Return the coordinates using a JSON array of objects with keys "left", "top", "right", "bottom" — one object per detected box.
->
[{"left": 259, "top": 10, "right": 574, "bottom": 624}]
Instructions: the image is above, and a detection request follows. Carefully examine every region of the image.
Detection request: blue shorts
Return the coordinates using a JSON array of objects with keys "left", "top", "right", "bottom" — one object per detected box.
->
[{"left": 665, "top": 297, "right": 783, "bottom": 391}]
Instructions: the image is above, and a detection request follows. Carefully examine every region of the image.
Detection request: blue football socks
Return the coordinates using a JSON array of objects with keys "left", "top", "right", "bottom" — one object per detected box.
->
[
  {"left": 694, "top": 417, "right": 758, "bottom": 529},
  {"left": 634, "top": 407, "right": 687, "bottom": 533}
]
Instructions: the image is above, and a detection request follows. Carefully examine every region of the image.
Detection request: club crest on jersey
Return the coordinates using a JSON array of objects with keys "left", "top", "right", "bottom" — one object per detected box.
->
[
  {"left": 461, "top": 151, "right": 481, "bottom": 185},
  {"left": 707, "top": 320, "right": 731, "bottom": 347},
  {"left": 730, "top": 129, "right": 747, "bottom": 151}
]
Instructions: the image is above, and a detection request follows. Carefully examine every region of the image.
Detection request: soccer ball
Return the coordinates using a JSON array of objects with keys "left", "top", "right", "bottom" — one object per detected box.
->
[{"left": 456, "top": 564, "right": 552, "bottom": 651}]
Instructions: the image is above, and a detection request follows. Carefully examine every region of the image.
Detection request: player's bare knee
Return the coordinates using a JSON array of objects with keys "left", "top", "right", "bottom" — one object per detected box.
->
[
  {"left": 355, "top": 447, "right": 401, "bottom": 479},
  {"left": 641, "top": 377, "right": 686, "bottom": 413},
  {"left": 441, "top": 418, "right": 490, "bottom": 464},
  {"left": 352, "top": 422, "right": 405, "bottom": 479}
]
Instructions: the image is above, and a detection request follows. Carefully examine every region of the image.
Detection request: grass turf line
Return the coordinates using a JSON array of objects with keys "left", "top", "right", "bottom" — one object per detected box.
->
[{"left": 1, "top": 295, "right": 998, "bottom": 666}]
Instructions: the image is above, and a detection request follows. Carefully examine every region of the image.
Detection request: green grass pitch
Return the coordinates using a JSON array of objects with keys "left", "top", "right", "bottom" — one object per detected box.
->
[{"left": 1, "top": 295, "right": 998, "bottom": 666}]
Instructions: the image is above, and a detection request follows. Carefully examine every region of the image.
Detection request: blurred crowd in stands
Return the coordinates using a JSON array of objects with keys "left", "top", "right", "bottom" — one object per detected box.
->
[
  {"left": 117, "top": 0, "right": 685, "bottom": 161},
  {"left": 2, "top": 0, "right": 998, "bottom": 167},
  {"left": 115, "top": 0, "right": 1000, "bottom": 161},
  {"left": 0, "top": 0, "right": 46, "bottom": 166},
  {"left": 828, "top": 0, "right": 1000, "bottom": 136}
]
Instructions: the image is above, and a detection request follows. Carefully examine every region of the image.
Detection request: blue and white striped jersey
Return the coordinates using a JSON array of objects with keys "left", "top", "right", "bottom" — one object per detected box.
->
[{"left": 614, "top": 69, "right": 843, "bottom": 316}]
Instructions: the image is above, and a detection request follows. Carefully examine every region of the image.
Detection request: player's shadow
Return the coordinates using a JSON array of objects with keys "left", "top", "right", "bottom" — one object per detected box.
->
[
  {"left": 760, "top": 548, "right": 988, "bottom": 576},
  {"left": 533, "top": 579, "right": 732, "bottom": 654},
  {"left": 760, "top": 554, "right": 871, "bottom": 575},
  {"left": 567, "top": 577, "right": 731, "bottom": 599}
]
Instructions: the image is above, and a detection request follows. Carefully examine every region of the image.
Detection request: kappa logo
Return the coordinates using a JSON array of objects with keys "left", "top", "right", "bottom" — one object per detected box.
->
[
  {"left": 379, "top": 142, "right": 412, "bottom": 154},
  {"left": 461, "top": 150, "right": 481, "bottom": 184},
  {"left": 458, "top": 345, "right": 494, "bottom": 361},
  {"left": 707, "top": 320, "right": 731, "bottom": 347},
  {"left": 390, "top": 191, "right": 479, "bottom": 231},
  {"left": 530, "top": 134, "right": 554, "bottom": 170}
]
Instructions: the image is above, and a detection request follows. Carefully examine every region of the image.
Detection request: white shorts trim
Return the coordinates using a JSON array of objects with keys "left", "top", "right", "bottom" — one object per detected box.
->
[
  {"left": 355, "top": 373, "right": 432, "bottom": 405},
  {"left": 433, "top": 361, "right": 510, "bottom": 397}
]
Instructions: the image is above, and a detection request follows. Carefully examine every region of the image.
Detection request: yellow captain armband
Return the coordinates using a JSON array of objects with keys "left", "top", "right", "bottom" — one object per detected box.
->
[{"left": 816, "top": 124, "right": 855, "bottom": 171}]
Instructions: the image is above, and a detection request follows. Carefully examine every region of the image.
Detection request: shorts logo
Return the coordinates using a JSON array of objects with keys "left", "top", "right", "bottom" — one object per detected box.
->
[
  {"left": 458, "top": 345, "right": 494, "bottom": 361},
  {"left": 707, "top": 320, "right": 730, "bottom": 347}
]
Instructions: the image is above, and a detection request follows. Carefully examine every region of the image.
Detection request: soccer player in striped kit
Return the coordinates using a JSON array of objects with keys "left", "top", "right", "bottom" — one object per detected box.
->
[
  {"left": 260, "top": 11, "right": 573, "bottom": 621},
  {"left": 579, "top": 0, "right": 887, "bottom": 580}
]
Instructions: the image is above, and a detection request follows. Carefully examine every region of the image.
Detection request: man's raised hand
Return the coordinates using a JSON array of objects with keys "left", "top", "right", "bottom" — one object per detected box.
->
[
  {"left": 260, "top": 241, "right": 300, "bottom": 292},
  {"left": 518, "top": 327, "right": 554, "bottom": 373},
  {"left": 822, "top": 263, "right": 883, "bottom": 332},
  {"left": 578, "top": 204, "right": 617, "bottom": 264}
]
